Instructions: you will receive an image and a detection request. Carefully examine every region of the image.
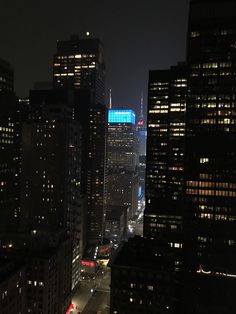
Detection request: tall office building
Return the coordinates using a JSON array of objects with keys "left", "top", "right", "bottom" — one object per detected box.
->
[
  {"left": 184, "top": 0, "right": 236, "bottom": 312},
  {"left": 21, "top": 91, "right": 81, "bottom": 232},
  {"left": 106, "top": 109, "right": 138, "bottom": 219},
  {"left": 143, "top": 64, "right": 187, "bottom": 312},
  {"left": 86, "top": 104, "right": 107, "bottom": 244},
  {"left": 53, "top": 34, "right": 105, "bottom": 104},
  {"left": 21, "top": 90, "right": 82, "bottom": 290},
  {"left": 0, "top": 60, "right": 21, "bottom": 231},
  {"left": 144, "top": 63, "right": 187, "bottom": 242},
  {"left": 137, "top": 95, "right": 147, "bottom": 201},
  {"left": 137, "top": 94, "right": 147, "bottom": 157},
  {"left": 53, "top": 35, "right": 107, "bottom": 247}
]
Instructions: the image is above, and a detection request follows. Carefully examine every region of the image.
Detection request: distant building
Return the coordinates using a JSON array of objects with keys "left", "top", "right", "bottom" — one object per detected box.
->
[
  {"left": 0, "top": 58, "right": 13, "bottom": 92},
  {"left": 106, "top": 109, "right": 138, "bottom": 219},
  {"left": 104, "top": 205, "right": 128, "bottom": 243},
  {"left": 138, "top": 155, "right": 146, "bottom": 201},
  {"left": 86, "top": 104, "right": 107, "bottom": 245},
  {"left": 136, "top": 95, "right": 147, "bottom": 201},
  {"left": 53, "top": 34, "right": 105, "bottom": 105},
  {"left": 137, "top": 94, "right": 147, "bottom": 157},
  {"left": 0, "top": 61, "right": 21, "bottom": 231}
]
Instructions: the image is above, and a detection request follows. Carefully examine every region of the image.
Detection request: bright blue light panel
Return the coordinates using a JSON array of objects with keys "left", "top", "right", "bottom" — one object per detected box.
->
[{"left": 108, "top": 109, "right": 135, "bottom": 124}]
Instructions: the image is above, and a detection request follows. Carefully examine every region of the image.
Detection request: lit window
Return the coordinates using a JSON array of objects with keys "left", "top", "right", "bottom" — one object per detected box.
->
[{"left": 200, "top": 158, "right": 209, "bottom": 164}]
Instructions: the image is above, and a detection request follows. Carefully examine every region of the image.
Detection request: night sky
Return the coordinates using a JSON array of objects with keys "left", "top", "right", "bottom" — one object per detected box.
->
[{"left": 0, "top": 0, "right": 189, "bottom": 114}]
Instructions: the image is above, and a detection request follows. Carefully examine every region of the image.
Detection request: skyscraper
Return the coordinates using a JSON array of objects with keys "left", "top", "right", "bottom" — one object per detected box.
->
[
  {"left": 21, "top": 91, "right": 81, "bottom": 232},
  {"left": 137, "top": 94, "right": 147, "bottom": 202},
  {"left": 106, "top": 109, "right": 138, "bottom": 218},
  {"left": 137, "top": 93, "right": 147, "bottom": 157},
  {"left": 53, "top": 35, "right": 107, "bottom": 247},
  {"left": 141, "top": 63, "right": 187, "bottom": 312},
  {"left": 53, "top": 34, "right": 105, "bottom": 104},
  {"left": 144, "top": 63, "right": 187, "bottom": 241},
  {"left": 0, "top": 60, "right": 21, "bottom": 231},
  {"left": 184, "top": 0, "right": 236, "bottom": 311},
  {"left": 21, "top": 90, "right": 82, "bottom": 290},
  {"left": 86, "top": 104, "right": 107, "bottom": 244}
]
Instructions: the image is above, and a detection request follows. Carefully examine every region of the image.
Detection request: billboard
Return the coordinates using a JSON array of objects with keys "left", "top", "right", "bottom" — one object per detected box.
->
[{"left": 108, "top": 109, "right": 135, "bottom": 124}]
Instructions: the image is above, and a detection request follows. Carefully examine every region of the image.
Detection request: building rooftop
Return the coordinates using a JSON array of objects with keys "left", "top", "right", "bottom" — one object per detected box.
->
[{"left": 109, "top": 236, "right": 174, "bottom": 271}]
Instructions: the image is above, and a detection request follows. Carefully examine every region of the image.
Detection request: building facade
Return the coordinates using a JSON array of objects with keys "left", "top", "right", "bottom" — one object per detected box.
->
[
  {"left": 109, "top": 236, "right": 176, "bottom": 314},
  {"left": 183, "top": 0, "right": 236, "bottom": 312},
  {"left": 86, "top": 104, "right": 107, "bottom": 244},
  {"left": 106, "top": 109, "right": 138, "bottom": 219},
  {"left": 0, "top": 231, "right": 72, "bottom": 314},
  {"left": 144, "top": 64, "right": 187, "bottom": 241},
  {"left": 21, "top": 90, "right": 82, "bottom": 291},
  {"left": 0, "top": 60, "right": 21, "bottom": 232},
  {"left": 53, "top": 36, "right": 107, "bottom": 247},
  {"left": 53, "top": 34, "right": 105, "bottom": 105}
]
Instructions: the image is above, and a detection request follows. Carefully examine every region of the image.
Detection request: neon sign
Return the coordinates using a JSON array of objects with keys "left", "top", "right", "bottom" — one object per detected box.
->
[
  {"left": 81, "top": 261, "right": 95, "bottom": 267},
  {"left": 66, "top": 303, "right": 75, "bottom": 314}
]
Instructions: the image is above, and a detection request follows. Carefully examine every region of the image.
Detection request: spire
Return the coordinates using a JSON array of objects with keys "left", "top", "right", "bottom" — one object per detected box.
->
[
  {"left": 140, "top": 90, "right": 144, "bottom": 120},
  {"left": 109, "top": 88, "right": 112, "bottom": 109}
]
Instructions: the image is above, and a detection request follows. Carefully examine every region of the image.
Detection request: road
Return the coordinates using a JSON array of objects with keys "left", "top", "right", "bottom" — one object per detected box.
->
[
  {"left": 71, "top": 267, "right": 110, "bottom": 314},
  {"left": 71, "top": 208, "right": 144, "bottom": 313},
  {"left": 82, "top": 268, "right": 110, "bottom": 314},
  {"left": 133, "top": 217, "right": 143, "bottom": 235},
  {"left": 128, "top": 214, "right": 143, "bottom": 237}
]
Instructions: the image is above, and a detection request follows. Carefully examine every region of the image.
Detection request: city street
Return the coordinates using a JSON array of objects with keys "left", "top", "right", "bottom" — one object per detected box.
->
[
  {"left": 71, "top": 208, "right": 143, "bottom": 314},
  {"left": 72, "top": 267, "right": 110, "bottom": 314},
  {"left": 128, "top": 210, "right": 144, "bottom": 237}
]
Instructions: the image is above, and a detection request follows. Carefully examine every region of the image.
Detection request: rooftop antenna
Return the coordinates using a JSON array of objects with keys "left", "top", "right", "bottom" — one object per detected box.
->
[{"left": 109, "top": 88, "right": 112, "bottom": 109}]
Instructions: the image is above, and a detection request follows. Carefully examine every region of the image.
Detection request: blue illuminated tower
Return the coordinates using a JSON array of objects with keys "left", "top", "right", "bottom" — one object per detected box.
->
[{"left": 106, "top": 109, "right": 138, "bottom": 219}]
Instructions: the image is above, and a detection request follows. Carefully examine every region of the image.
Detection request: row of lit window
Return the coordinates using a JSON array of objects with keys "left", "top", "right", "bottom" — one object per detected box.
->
[
  {"left": 28, "top": 280, "right": 44, "bottom": 287},
  {"left": 198, "top": 213, "right": 234, "bottom": 221},
  {"left": 190, "top": 71, "right": 232, "bottom": 77},
  {"left": 191, "top": 62, "right": 232, "bottom": 69},
  {"left": 0, "top": 127, "right": 14, "bottom": 132},
  {"left": 56, "top": 54, "right": 95, "bottom": 59},
  {"left": 0, "top": 140, "right": 13, "bottom": 144},
  {"left": 188, "top": 181, "right": 236, "bottom": 189},
  {"left": 187, "top": 189, "right": 236, "bottom": 197},
  {"left": 191, "top": 30, "right": 233, "bottom": 38}
]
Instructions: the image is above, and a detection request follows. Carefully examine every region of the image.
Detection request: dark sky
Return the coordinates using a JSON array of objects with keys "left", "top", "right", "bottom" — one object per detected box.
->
[{"left": 0, "top": 0, "right": 189, "bottom": 114}]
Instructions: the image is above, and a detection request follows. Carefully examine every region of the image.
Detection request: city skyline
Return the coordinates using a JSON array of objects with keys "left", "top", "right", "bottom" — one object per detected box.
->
[
  {"left": 2, "top": 0, "right": 236, "bottom": 313},
  {"left": 0, "top": 0, "right": 189, "bottom": 110}
]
